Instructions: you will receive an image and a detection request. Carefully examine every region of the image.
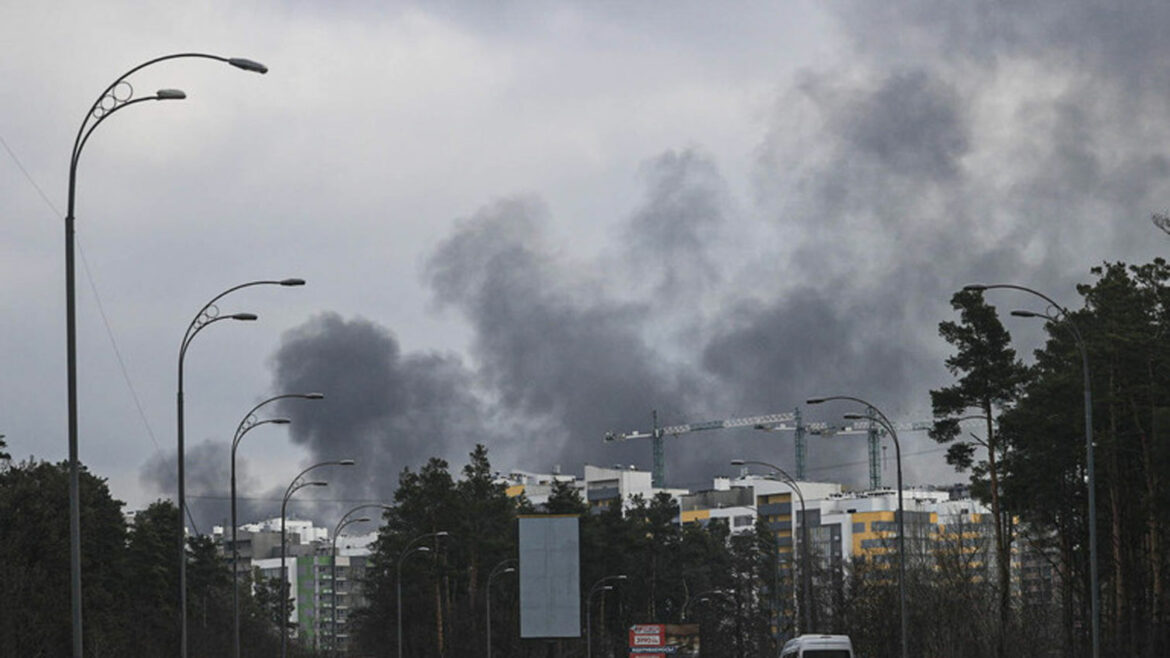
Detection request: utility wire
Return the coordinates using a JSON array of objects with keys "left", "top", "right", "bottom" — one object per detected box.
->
[{"left": 1, "top": 132, "right": 162, "bottom": 455}]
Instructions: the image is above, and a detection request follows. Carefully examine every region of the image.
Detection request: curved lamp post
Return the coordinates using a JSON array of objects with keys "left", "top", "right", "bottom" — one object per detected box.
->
[
  {"left": 682, "top": 588, "right": 731, "bottom": 621},
  {"left": 330, "top": 504, "right": 391, "bottom": 656},
  {"left": 279, "top": 459, "right": 355, "bottom": 658},
  {"left": 486, "top": 558, "right": 517, "bottom": 658},
  {"left": 808, "top": 396, "right": 906, "bottom": 658},
  {"left": 732, "top": 459, "right": 809, "bottom": 635},
  {"left": 179, "top": 279, "right": 303, "bottom": 657},
  {"left": 966, "top": 282, "right": 1099, "bottom": 658},
  {"left": 586, "top": 575, "right": 627, "bottom": 658},
  {"left": 327, "top": 515, "right": 370, "bottom": 655},
  {"left": 230, "top": 393, "right": 323, "bottom": 658},
  {"left": 398, "top": 531, "right": 451, "bottom": 658},
  {"left": 64, "top": 52, "right": 266, "bottom": 658}
]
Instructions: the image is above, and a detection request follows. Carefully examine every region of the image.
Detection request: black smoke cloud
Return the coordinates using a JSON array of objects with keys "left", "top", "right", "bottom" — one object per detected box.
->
[
  {"left": 269, "top": 313, "right": 498, "bottom": 507},
  {"left": 260, "top": 4, "right": 1170, "bottom": 508}
]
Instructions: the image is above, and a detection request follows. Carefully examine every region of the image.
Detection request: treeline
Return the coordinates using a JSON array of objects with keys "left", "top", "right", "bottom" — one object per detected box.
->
[
  {"left": 929, "top": 258, "right": 1170, "bottom": 658},
  {"left": 349, "top": 444, "right": 780, "bottom": 658},
  {"left": 0, "top": 457, "right": 304, "bottom": 657}
]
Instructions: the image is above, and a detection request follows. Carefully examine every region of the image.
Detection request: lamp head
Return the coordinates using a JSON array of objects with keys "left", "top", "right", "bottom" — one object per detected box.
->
[
  {"left": 504, "top": 567, "right": 516, "bottom": 574},
  {"left": 309, "top": 481, "right": 328, "bottom": 487},
  {"left": 435, "top": 531, "right": 451, "bottom": 538},
  {"left": 843, "top": 413, "right": 864, "bottom": 420},
  {"left": 1011, "top": 310, "right": 1042, "bottom": 318},
  {"left": 806, "top": 397, "right": 826, "bottom": 405},
  {"left": 156, "top": 89, "right": 186, "bottom": 100},
  {"left": 231, "top": 313, "right": 258, "bottom": 321},
  {"left": 270, "top": 418, "right": 291, "bottom": 425},
  {"left": 417, "top": 546, "right": 432, "bottom": 554},
  {"left": 730, "top": 459, "right": 746, "bottom": 466},
  {"left": 338, "top": 459, "right": 356, "bottom": 466},
  {"left": 304, "top": 392, "right": 325, "bottom": 400},
  {"left": 354, "top": 517, "right": 372, "bottom": 524},
  {"left": 228, "top": 57, "right": 269, "bottom": 74},
  {"left": 963, "top": 284, "right": 987, "bottom": 292},
  {"left": 279, "top": 278, "right": 306, "bottom": 286}
]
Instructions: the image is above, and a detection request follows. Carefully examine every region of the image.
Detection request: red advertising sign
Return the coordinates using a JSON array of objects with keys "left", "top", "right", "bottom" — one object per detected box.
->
[{"left": 628, "top": 624, "right": 699, "bottom": 657}]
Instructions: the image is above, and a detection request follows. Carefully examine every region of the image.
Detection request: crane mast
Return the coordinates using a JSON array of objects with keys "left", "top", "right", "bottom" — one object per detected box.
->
[
  {"left": 606, "top": 407, "right": 931, "bottom": 490},
  {"left": 605, "top": 410, "right": 795, "bottom": 487}
]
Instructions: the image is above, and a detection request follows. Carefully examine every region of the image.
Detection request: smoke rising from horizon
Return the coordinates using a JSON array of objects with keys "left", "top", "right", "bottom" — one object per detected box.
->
[{"left": 147, "top": 4, "right": 1170, "bottom": 532}]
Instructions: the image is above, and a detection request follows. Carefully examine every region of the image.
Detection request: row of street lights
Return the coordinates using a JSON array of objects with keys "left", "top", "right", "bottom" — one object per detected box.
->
[
  {"left": 60, "top": 55, "right": 1100, "bottom": 658},
  {"left": 763, "top": 281, "right": 1098, "bottom": 658}
]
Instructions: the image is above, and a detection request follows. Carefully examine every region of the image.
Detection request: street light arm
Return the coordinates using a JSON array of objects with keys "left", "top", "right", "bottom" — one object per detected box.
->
[
  {"left": 178, "top": 312, "right": 256, "bottom": 373},
  {"left": 68, "top": 53, "right": 266, "bottom": 217},
  {"left": 283, "top": 460, "right": 353, "bottom": 502},
  {"left": 181, "top": 279, "right": 304, "bottom": 352},
  {"left": 71, "top": 94, "right": 181, "bottom": 176},
  {"left": 336, "top": 504, "right": 393, "bottom": 533},
  {"left": 232, "top": 393, "right": 323, "bottom": 450}
]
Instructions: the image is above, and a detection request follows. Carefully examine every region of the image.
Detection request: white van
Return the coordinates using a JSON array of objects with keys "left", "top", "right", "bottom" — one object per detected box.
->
[{"left": 780, "top": 634, "right": 854, "bottom": 658}]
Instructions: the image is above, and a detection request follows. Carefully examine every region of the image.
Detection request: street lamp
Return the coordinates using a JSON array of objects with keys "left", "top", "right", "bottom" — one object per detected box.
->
[
  {"left": 967, "top": 282, "right": 1100, "bottom": 658},
  {"left": 280, "top": 459, "right": 355, "bottom": 658},
  {"left": 64, "top": 52, "right": 266, "bottom": 658},
  {"left": 330, "top": 504, "right": 391, "bottom": 656},
  {"left": 808, "top": 396, "right": 906, "bottom": 658},
  {"left": 486, "top": 559, "right": 517, "bottom": 658},
  {"left": 231, "top": 393, "right": 323, "bottom": 658},
  {"left": 179, "top": 279, "right": 303, "bottom": 657},
  {"left": 732, "top": 459, "right": 810, "bottom": 635},
  {"left": 398, "top": 531, "right": 451, "bottom": 658},
  {"left": 682, "top": 588, "right": 731, "bottom": 621},
  {"left": 327, "top": 515, "right": 370, "bottom": 655},
  {"left": 586, "top": 575, "right": 627, "bottom": 658}
]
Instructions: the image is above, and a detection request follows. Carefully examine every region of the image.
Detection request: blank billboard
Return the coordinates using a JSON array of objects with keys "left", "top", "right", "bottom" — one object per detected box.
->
[{"left": 519, "top": 515, "right": 580, "bottom": 638}]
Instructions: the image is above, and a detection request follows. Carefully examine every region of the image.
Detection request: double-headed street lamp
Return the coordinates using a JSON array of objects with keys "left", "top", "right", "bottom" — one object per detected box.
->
[
  {"left": 327, "top": 515, "right": 370, "bottom": 654},
  {"left": 330, "top": 503, "right": 392, "bottom": 656},
  {"left": 398, "top": 531, "right": 451, "bottom": 658},
  {"left": 280, "top": 460, "right": 355, "bottom": 658},
  {"left": 230, "top": 392, "right": 323, "bottom": 658},
  {"left": 965, "top": 282, "right": 1099, "bottom": 658},
  {"left": 179, "top": 279, "right": 304, "bottom": 656},
  {"left": 807, "top": 396, "right": 906, "bottom": 658},
  {"left": 731, "top": 459, "right": 809, "bottom": 635},
  {"left": 64, "top": 52, "right": 266, "bottom": 658},
  {"left": 486, "top": 558, "right": 517, "bottom": 658},
  {"left": 586, "top": 574, "right": 627, "bottom": 658},
  {"left": 682, "top": 588, "right": 731, "bottom": 621}
]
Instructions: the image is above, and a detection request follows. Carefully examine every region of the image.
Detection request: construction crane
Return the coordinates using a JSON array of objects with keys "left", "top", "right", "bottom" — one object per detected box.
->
[
  {"left": 839, "top": 408, "right": 933, "bottom": 489},
  {"left": 605, "top": 410, "right": 794, "bottom": 487},
  {"left": 605, "top": 407, "right": 932, "bottom": 490},
  {"left": 753, "top": 407, "right": 863, "bottom": 480}
]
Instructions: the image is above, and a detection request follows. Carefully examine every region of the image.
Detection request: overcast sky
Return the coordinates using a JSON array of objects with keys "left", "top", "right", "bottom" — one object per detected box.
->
[{"left": 4, "top": 2, "right": 1169, "bottom": 533}]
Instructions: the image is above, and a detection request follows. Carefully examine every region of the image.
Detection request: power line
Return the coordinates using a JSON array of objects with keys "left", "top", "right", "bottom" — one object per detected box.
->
[{"left": 1, "top": 131, "right": 161, "bottom": 456}]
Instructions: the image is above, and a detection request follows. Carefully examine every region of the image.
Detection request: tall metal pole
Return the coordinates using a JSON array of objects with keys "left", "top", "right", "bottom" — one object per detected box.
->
[
  {"left": 180, "top": 279, "right": 302, "bottom": 657},
  {"left": 397, "top": 531, "right": 451, "bottom": 658},
  {"left": 329, "top": 504, "right": 391, "bottom": 656},
  {"left": 486, "top": 559, "right": 517, "bottom": 658},
  {"left": 585, "top": 575, "right": 626, "bottom": 658},
  {"left": 231, "top": 393, "right": 322, "bottom": 658},
  {"left": 63, "top": 52, "right": 266, "bottom": 658},
  {"left": 969, "top": 283, "right": 1100, "bottom": 658},
  {"left": 809, "top": 396, "right": 906, "bottom": 658},
  {"left": 329, "top": 515, "right": 370, "bottom": 656},
  {"left": 279, "top": 459, "right": 354, "bottom": 658},
  {"left": 732, "top": 459, "right": 809, "bottom": 634}
]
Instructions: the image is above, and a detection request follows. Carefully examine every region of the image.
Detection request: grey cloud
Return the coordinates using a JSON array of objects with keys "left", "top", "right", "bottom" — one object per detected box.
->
[
  {"left": 622, "top": 148, "right": 728, "bottom": 299},
  {"left": 426, "top": 197, "right": 707, "bottom": 472},
  {"left": 269, "top": 312, "right": 496, "bottom": 513}
]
